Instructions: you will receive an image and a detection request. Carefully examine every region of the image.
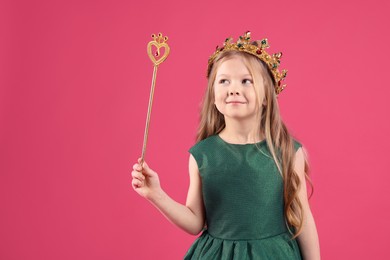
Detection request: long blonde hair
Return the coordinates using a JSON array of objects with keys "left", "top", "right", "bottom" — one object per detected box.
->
[{"left": 197, "top": 50, "right": 313, "bottom": 239}]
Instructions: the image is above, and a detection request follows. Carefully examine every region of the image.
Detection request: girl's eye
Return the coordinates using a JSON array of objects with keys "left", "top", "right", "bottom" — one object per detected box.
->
[
  {"left": 219, "top": 79, "right": 229, "bottom": 84},
  {"left": 242, "top": 79, "right": 253, "bottom": 85}
]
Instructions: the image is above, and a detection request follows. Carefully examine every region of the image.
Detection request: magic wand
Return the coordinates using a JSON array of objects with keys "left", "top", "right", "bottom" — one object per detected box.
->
[{"left": 140, "top": 33, "right": 170, "bottom": 165}]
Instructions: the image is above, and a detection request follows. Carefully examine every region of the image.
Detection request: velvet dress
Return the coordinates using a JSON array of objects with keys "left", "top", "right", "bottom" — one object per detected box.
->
[{"left": 184, "top": 135, "right": 302, "bottom": 260}]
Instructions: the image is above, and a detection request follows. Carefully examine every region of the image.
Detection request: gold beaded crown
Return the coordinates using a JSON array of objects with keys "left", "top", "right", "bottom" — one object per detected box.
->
[{"left": 207, "top": 31, "right": 288, "bottom": 95}]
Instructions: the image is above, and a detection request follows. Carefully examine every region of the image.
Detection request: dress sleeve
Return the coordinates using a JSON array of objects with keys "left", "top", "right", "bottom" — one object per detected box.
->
[
  {"left": 293, "top": 139, "right": 303, "bottom": 152},
  {"left": 189, "top": 144, "right": 203, "bottom": 170}
]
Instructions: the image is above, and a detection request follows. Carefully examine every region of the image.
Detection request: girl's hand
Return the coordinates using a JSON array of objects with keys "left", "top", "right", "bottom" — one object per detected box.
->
[{"left": 131, "top": 158, "right": 161, "bottom": 200}]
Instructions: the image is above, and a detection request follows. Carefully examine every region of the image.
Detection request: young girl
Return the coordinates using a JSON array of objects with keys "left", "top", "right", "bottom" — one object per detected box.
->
[{"left": 131, "top": 31, "right": 320, "bottom": 259}]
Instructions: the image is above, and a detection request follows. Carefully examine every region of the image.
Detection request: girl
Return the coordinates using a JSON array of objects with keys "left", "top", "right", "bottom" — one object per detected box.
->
[{"left": 132, "top": 31, "right": 320, "bottom": 259}]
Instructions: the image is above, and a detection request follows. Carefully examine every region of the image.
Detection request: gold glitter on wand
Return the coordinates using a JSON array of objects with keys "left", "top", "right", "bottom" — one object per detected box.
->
[{"left": 141, "top": 33, "right": 170, "bottom": 165}]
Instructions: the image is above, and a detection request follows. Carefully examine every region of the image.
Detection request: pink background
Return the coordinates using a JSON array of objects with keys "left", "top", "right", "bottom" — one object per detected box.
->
[{"left": 1, "top": 0, "right": 389, "bottom": 259}]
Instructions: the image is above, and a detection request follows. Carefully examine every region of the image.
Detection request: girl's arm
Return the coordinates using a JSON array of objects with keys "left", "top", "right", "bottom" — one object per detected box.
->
[
  {"left": 294, "top": 148, "right": 321, "bottom": 260},
  {"left": 131, "top": 155, "right": 205, "bottom": 235}
]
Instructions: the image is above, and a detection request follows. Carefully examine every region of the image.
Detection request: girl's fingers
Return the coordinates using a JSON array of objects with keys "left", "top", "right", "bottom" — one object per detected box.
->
[
  {"left": 132, "top": 159, "right": 155, "bottom": 178},
  {"left": 132, "top": 178, "right": 143, "bottom": 189},
  {"left": 131, "top": 170, "right": 145, "bottom": 181},
  {"left": 138, "top": 161, "right": 155, "bottom": 177},
  {"left": 133, "top": 163, "right": 142, "bottom": 171},
  {"left": 137, "top": 158, "right": 150, "bottom": 171}
]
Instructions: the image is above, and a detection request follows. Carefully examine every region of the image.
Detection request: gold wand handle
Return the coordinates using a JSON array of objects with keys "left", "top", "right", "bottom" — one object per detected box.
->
[
  {"left": 141, "top": 65, "right": 157, "bottom": 164},
  {"left": 141, "top": 33, "right": 170, "bottom": 165}
]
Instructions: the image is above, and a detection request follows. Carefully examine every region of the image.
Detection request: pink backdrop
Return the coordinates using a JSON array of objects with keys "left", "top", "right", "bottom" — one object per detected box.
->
[{"left": 1, "top": 0, "right": 389, "bottom": 259}]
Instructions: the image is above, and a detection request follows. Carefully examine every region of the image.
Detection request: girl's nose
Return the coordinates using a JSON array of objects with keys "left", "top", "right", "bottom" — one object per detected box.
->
[{"left": 229, "top": 90, "right": 240, "bottom": 96}]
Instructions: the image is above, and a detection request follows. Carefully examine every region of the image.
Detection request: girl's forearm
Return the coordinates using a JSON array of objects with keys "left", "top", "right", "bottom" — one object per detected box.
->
[
  {"left": 297, "top": 211, "right": 321, "bottom": 260},
  {"left": 147, "top": 188, "right": 204, "bottom": 235}
]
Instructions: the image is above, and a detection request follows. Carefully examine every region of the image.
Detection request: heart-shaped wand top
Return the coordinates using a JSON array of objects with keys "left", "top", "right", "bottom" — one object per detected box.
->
[{"left": 147, "top": 33, "right": 170, "bottom": 66}]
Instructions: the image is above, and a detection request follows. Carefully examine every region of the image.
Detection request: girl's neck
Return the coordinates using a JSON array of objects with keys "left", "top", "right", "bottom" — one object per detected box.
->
[{"left": 219, "top": 118, "right": 264, "bottom": 144}]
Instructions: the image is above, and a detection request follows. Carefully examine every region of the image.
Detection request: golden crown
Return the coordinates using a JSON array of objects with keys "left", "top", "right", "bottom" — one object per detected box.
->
[{"left": 207, "top": 31, "right": 288, "bottom": 95}]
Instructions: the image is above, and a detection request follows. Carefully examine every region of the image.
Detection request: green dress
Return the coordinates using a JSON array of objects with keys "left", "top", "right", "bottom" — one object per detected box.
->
[{"left": 184, "top": 135, "right": 303, "bottom": 260}]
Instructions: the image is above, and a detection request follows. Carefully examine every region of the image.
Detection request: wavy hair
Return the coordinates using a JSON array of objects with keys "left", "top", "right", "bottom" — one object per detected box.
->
[{"left": 196, "top": 50, "right": 313, "bottom": 239}]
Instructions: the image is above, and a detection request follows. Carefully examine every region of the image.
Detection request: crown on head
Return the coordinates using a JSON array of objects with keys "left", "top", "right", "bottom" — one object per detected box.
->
[{"left": 207, "top": 31, "right": 288, "bottom": 95}]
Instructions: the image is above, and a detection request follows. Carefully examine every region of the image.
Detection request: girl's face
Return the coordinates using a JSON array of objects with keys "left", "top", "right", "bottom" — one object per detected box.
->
[{"left": 213, "top": 55, "right": 265, "bottom": 122}]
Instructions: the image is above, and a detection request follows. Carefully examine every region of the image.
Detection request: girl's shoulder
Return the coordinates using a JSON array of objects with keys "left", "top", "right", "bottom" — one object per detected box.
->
[
  {"left": 189, "top": 135, "right": 219, "bottom": 154},
  {"left": 188, "top": 135, "right": 219, "bottom": 170},
  {"left": 292, "top": 138, "right": 303, "bottom": 152}
]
